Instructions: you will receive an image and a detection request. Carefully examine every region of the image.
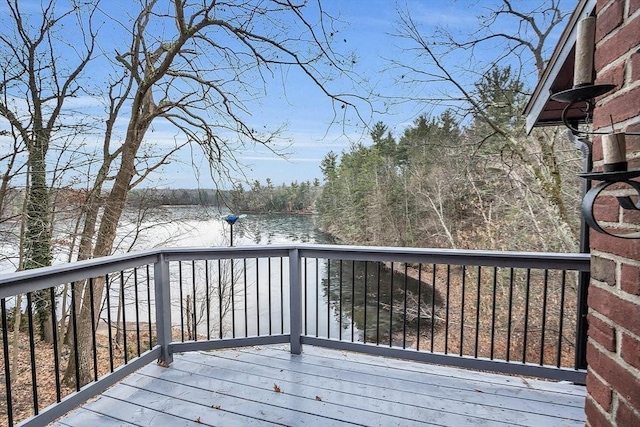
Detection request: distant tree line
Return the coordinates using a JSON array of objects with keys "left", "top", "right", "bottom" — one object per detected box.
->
[
  {"left": 229, "top": 178, "right": 322, "bottom": 213},
  {"left": 1, "top": 184, "right": 319, "bottom": 216},
  {"left": 126, "top": 181, "right": 322, "bottom": 213},
  {"left": 126, "top": 188, "right": 225, "bottom": 207}
]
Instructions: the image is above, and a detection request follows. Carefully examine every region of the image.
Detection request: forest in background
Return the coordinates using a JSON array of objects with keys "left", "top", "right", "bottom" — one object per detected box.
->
[
  {"left": 317, "top": 66, "right": 583, "bottom": 253},
  {"left": 0, "top": 180, "right": 319, "bottom": 219},
  {"left": 227, "top": 179, "right": 321, "bottom": 213},
  {"left": 311, "top": 0, "right": 583, "bottom": 254},
  {"left": 127, "top": 181, "right": 321, "bottom": 213}
]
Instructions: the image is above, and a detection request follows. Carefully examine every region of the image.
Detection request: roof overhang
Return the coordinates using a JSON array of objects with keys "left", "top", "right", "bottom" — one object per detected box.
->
[{"left": 523, "top": 0, "right": 597, "bottom": 133}]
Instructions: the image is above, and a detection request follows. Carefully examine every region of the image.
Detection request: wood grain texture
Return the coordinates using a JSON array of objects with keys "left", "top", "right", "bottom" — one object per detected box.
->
[{"left": 54, "top": 345, "right": 586, "bottom": 426}]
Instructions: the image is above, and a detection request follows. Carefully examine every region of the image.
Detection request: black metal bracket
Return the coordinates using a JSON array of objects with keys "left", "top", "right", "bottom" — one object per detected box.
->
[
  {"left": 580, "top": 170, "right": 640, "bottom": 239},
  {"left": 551, "top": 83, "right": 640, "bottom": 238}
]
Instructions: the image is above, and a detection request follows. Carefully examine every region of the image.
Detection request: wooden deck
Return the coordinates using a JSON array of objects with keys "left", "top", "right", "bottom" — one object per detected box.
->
[{"left": 52, "top": 345, "right": 586, "bottom": 426}]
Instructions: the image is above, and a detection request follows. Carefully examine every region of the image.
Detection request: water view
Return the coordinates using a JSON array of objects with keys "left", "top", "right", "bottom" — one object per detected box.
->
[{"left": 117, "top": 206, "right": 437, "bottom": 346}]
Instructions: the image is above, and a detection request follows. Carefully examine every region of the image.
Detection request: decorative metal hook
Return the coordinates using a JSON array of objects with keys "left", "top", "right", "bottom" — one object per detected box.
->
[{"left": 580, "top": 170, "right": 640, "bottom": 239}]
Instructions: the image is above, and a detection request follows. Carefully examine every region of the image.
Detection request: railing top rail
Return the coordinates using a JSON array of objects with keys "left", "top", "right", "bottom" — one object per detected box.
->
[
  {"left": 296, "top": 244, "right": 591, "bottom": 271},
  {"left": 0, "top": 250, "right": 160, "bottom": 300},
  {"left": 0, "top": 244, "right": 590, "bottom": 300},
  {"left": 157, "top": 245, "right": 292, "bottom": 261}
]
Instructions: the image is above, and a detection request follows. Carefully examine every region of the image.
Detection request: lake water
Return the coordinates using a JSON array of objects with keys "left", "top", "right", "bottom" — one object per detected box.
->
[
  {"left": 2, "top": 206, "right": 436, "bottom": 345},
  {"left": 135, "top": 207, "right": 436, "bottom": 345}
]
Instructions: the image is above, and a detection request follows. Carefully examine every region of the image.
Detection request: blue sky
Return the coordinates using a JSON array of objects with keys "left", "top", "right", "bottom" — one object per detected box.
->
[
  {"left": 0, "top": 0, "right": 574, "bottom": 189},
  {"left": 207, "top": 0, "right": 572, "bottom": 189},
  {"left": 152, "top": 0, "right": 437, "bottom": 188}
]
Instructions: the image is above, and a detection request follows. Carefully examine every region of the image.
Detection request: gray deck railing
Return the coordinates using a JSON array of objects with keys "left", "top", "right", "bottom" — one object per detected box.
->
[{"left": 0, "top": 245, "right": 590, "bottom": 426}]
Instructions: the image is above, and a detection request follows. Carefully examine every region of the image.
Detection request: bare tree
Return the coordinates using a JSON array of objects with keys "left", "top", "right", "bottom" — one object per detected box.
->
[
  {"left": 0, "top": 0, "right": 98, "bottom": 344},
  {"left": 390, "top": 0, "right": 581, "bottom": 250},
  {"left": 64, "top": 0, "right": 369, "bottom": 386},
  {"left": 433, "top": 0, "right": 566, "bottom": 79}
]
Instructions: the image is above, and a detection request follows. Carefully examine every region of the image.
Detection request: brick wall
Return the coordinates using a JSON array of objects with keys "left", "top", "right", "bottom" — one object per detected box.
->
[{"left": 586, "top": 0, "right": 640, "bottom": 425}]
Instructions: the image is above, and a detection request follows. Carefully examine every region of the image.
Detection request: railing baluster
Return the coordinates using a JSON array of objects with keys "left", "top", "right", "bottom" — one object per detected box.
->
[
  {"left": 89, "top": 278, "right": 98, "bottom": 381},
  {"left": 474, "top": 266, "right": 481, "bottom": 359},
  {"left": 557, "top": 271, "right": 567, "bottom": 368},
  {"left": 2, "top": 298, "right": 13, "bottom": 427},
  {"left": 363, "top": 262, "right": 368, "bottom": 344},
  {"left": 231, "top": 258, "right": 236, "bottom": 338},
  {"left": 417, "top": 264, "right": 422, "bottom": 351},
  {"left": 218, "top": 259, "right": 223, "bottom": 339},
  {"left": 205, "top": 260, "right": 211, "bottom": 340},
  {"left": 268, "top": 257, "right": 273, "bottom": 336},
  {"left": 523, "top": 269, "right": 532, "bottom": 363},
  {"left": 178, "top": 262, "right": 184, "bottom": 342},
  {"left": 134, "top": 268, "right": 141, "bottom": 356},
  {"left": 256, "top": 257, "right": 260, "bottom": 336},
  {"left": 303, "top": 257, "right": 307, "bottom": 336},
  {"left": 430, "top": 264, "right": 436, "bottom": 353},
  {"left": 280, "top": 257, "right": 284, "bottom": 334},
  {"left": 105, "top": 274, "right": 114, "bottom": 372},
  {"left": 460, "top": 266, "right": 466, "bottom": 356},
  {"left": 445, "top": 265, "right": 450, "bottom": 354},
  {"left": 540, "top": 269, "right": 549, "bottom": 366},
  {"left": 244, "top": 259, "right": 248, "bottom": 337},
  {"left": 403, "top": 263, "right": 408, "bottom": 349},
  {"left": 71, "top": 281, "right": 81, "bottom": 390},
  {"left": 376, "top": 262, "right": 381, "bottom": 345},
  {"left": 120, "top": 271, "right": 128, "bottom": 365},
  {"left": 351, "top": 260, "right": 356, "bottom": 343},
  {"left": 490, "top": 267, "right": 497, "bottom": 360},
  {"left": 338, "top": 260, "right": 343, "bottom": 341},
  {"left": 315, "top": 258, "right": 319, "bottom": 338},
  {"left": 146, "top": 265, "right": 153, "bottom": 350},
  {"left": 26, "top": 292, "right": 38, "bottom": 414},
  {"left": 50, "top": 286, "right": 61, "bottom": 402},
  {"left": 506, "top": 268, "right": 514, "bottom": 362},
  {"left": 389, "top": 262, "right": 394, "bottom": 347},
  {"left": 191, "top": 260, "right": 197, "bottom": 341},
  {"left": 326, "top": 259, "right": 330, "bottom": 339}
]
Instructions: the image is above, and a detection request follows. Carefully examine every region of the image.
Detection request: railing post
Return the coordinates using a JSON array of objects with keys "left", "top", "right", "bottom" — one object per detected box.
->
[
  {"left": 575, "top": 269, "right": 590, "bottom": 370},
  {"left": 289, "top": 248, "right": 302, "bottom": 354},
  {"left": 575, "top": 145, "right": 591, "bottom": 371},
  {"left": 154, "top": 253, "right": 173, "bottom": 365}
]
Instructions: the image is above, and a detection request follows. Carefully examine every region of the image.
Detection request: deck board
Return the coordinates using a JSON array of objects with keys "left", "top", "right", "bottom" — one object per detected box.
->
[
  {"left": 50, "top": 407, "right": 140, "bottom": 426},
  {"left": 54, "top": 345, "right": 586, "bottom": 427},
  {"left": 240, "top": 345, "right": 585, "bottom": 398},
  {"left": 205, "top": 347, "right": 585, "bottom": 419}
]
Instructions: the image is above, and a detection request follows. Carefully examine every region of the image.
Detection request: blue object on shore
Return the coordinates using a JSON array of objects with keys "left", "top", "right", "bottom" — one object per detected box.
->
[
  {"left": 221, "top": 214, "right": 246, "bottom": 225},
  {"left": 223, "top": 214, "right": 240, "bottom": 225}
]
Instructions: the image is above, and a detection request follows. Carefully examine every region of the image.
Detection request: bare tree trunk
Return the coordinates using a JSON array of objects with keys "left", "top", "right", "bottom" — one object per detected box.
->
[
  {"left": 64, "top": 88, "right": 154, "bottom": 386},
  {"left": 10, "top": 188, "right": 29, "bottom": 378},
  {"left": 423, "top": 182, "right": 457, "bottom": 249},
  {"left": 63, "top": 0, "right": 364, "bottom": 387}
]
